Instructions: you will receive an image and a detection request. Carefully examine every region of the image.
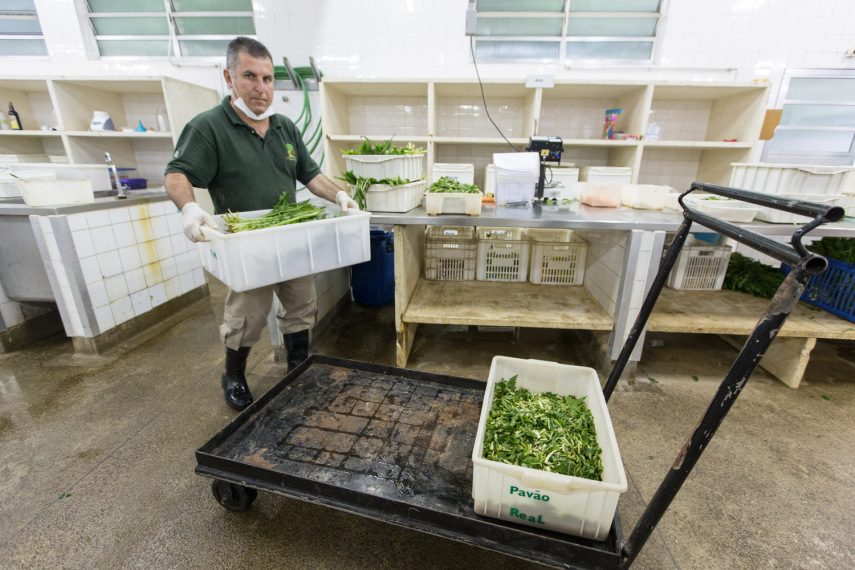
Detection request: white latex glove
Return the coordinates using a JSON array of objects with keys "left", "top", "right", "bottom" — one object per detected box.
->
[
  {"left": 335, "top": 190, "right": 360, "bottom": 213},
  {"left": 181, "top": 202, "right": 217, "bottom": 243}
]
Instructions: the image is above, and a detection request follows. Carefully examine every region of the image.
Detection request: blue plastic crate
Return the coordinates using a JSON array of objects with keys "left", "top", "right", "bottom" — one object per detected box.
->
[
  {"left": 783, "top": 257, "right": 855, "bottom": 322},
  {"left": 350, "top": 230, "right": 394, "bottom": 307}
]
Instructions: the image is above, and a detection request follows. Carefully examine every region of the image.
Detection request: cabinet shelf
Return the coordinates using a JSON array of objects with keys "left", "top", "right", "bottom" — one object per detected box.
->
[
  {"left": 0, "top": 130, "right": 61, "bottom": 137},
  {"left": 643, "top": 140, "right": 754, "bottom": 149},
  {"left": 65, "top": 131, "right": 173, "bottom": 139}
]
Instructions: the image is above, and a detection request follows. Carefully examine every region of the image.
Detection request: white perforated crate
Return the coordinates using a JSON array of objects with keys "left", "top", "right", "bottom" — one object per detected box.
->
[
  {"left": 666, "top": 244, "right": 732, "bottom": 290},
  {"left": 529, "top": 235, "right": 588, "bottom": 285},
  {"left": 476, "top": 241, "right": 530, "bottom": 282},
  {"left": 425, "top": 226, "right": 477, "bottom": 281}
]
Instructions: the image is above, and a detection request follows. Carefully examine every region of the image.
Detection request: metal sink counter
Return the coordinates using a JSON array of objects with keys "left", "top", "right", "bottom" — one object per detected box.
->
[{"left": 0, "top": 188, "right": 171, "bottom": 216}]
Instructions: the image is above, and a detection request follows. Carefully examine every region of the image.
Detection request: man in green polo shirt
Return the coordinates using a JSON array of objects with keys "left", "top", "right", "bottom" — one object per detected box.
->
[{"left": 165, "top": 36, "right": 358, "bottom": 412}]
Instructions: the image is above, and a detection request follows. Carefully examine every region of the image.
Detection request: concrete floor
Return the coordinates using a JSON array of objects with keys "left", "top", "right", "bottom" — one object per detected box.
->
[{"left": 2, "top": 280, "right": 854, "bottom": 569}]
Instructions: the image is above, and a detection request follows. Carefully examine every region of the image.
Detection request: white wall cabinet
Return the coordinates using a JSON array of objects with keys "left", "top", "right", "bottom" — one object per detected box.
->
[
  {"left": 321, "top": 79, "right": 768, "bottom": 191},
  {"left": 0, "top": 77, "right": 218, "bottom": 187}
]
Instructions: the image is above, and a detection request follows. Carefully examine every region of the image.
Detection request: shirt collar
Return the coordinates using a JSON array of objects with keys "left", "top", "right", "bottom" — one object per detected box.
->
[{"left": 220, "top": 95, "right": 283, "bottom": 130}]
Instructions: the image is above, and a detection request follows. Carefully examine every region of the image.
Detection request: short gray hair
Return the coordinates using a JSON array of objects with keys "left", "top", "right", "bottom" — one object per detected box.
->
[{"left": 226, "top": 37, "right": 273, "bottom": 73}]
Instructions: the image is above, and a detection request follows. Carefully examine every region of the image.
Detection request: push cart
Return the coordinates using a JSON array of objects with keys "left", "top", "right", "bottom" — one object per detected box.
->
[{"left": 195, "top": 182, "right": 844, "bottom": 569}]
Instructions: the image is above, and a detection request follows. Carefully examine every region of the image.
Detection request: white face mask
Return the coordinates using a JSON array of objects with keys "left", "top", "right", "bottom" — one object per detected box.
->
[{"left": 231, "top": 89, "right": 275, "bottom": 121}]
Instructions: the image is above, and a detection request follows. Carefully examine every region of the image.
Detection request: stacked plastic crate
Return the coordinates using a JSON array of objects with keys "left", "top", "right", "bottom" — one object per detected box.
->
[
  {"left": 475, "top": 227, "right": 530, "bottom": 282},
  {"left": 424, "top": 226, "right": 477, "bottom": 281},
  {"left": 527, "top": 229, "right": 588, "bottom": 285}
]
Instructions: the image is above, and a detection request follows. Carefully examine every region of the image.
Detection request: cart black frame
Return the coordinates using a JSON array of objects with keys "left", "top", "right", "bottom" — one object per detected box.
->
[{"left": 196, "top": 182, "right": 844, "bottom": 569}]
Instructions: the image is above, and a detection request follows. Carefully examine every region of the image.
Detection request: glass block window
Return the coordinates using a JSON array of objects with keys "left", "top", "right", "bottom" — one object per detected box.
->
[
  {"left": 84, "top": 0, "right": 255, "bottom": 58},
  {"left": 0, "top": 0, "right": 48, "bottom": 57},
  {"left": 471, "top": 0, "right": 663, "bottom": 64},
  {"left": 762, "top": 71, "right": 855, "bottom": 167}
]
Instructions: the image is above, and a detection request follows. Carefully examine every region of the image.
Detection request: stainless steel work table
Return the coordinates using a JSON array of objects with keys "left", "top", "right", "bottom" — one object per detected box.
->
[{"left": 370, "top": 203, "right": 855, "bottom": 387}]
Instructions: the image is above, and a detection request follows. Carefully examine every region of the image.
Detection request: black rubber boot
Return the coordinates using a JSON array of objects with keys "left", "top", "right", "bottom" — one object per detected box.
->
[
  {"left": 283, "top": 329, "right": 310, "bottom": 373},
  {"left": 221, "top": 346, "right": 253, "bottom": 411}
]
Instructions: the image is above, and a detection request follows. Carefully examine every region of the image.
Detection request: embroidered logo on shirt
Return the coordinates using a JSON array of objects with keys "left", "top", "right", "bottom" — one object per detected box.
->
[{"left": 286, "top": 143, "right": 297, "bottom": 161}]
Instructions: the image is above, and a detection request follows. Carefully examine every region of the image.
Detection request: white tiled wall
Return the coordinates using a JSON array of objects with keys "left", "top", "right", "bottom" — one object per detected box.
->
[
  {"left": 576, "top": 230, "right": 629, "bottom": 318},
  {"left": 540, "top": 98, "right": 619, "bottom": 141},
  {"left": 349, "top": 96, "right": 428, "bottom": 137},
  {"left": 34, "top": 200, "right": 204, "bottom": 338},
  {"left": 648, "top": 101, "right": 714, "bottom": 141},
  {"left": 437, "top": 97, "right": 525, "bottom": 138},
  {"left": 0, "top": 279, "right": 25, "bottom": 330},
  {"left": 638, "top": 148, "right": 703, "bottom": 190}
]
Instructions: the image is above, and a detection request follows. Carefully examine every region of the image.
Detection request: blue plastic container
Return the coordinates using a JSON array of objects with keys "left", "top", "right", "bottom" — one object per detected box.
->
[
  {"left": 351, "top": 230, "right": 394, "bottom": 307},
  {"left": 782, "top": 257, "right": 855, "bottom": 323}
]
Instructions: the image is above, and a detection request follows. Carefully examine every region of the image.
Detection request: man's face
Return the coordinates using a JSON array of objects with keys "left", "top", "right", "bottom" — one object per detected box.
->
[{"left": 226, "top": 51, "right": 274, "bottom": 117}]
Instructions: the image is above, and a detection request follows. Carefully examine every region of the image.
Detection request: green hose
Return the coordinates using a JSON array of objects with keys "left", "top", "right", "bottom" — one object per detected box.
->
[{"left": 273, "top": 65, "right": 324, "bottom": 167}]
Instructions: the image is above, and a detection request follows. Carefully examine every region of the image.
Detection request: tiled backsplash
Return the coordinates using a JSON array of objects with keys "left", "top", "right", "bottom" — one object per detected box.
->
[
  {"left": 649, "top": 100, "right": 713, "bottom": 141},
  {"left": 540, "top": 98, "right": 619, "bottom": 140},
  {"left": 638, "top": 148, "right": 702, "bottom": 189},
  {"left": 577, "top": 229, "right": 628, "bottom": 318},
  {"left": 437, "top": 97, "right": 525, "bottom": 138},
  {"left": 349, "top": 96, "right": 428, "bottom": 137},
  {"left": 33, "top": 199, "right": 204, "bottom": 338}
]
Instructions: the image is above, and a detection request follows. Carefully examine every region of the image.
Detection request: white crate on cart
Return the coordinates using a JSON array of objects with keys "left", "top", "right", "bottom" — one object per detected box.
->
[
  {"left": 754, "top": 194, "right": 842, "bottom": 224},
  {"left": 344, "top": 154, "right": 424, "bottom": 180},
  {"left": 424, "top": 225, "right": 477, "bottom": 281},
  {"left": 666, "top": 244, "right": 733, "bottom": 291},
  {"left": 475, "top": 227, "right": 530, "bottom": 282},
  {"left": 527, "top": 229, "right": 588, "bottom": 285},
  {"left": 730, "top": 163, "right": 855, "bottom": 196},
  {"left": 197, "top": 209, "right": 371, "bottom": 292},
  {"left": 472, "top": 356, "right": 627, "bottom": 540}
]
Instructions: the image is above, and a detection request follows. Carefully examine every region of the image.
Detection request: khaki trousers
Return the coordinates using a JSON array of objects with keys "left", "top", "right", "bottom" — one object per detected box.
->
[{"left": 219, "top": 275, "right": 317, "bottom": 350}]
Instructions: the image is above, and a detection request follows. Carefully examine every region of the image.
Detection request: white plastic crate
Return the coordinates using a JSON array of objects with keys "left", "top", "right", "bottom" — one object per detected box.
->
[
  {"left": 424, "top": 226, "right": 477, "bottom": 281},
  {"left": 529, "top": 235, "right": 588, "bottom": 285},
  {"left": 578, "top": 166, "right": 632, "bottom": 184},
  {"left": 526, "top": 228, "right": 574, "bottom": 243},
  {"left": 424, "top": 191, "right": 483, "bottom": 216},
  {"left": 666, "top": 244, "right": 732, "bottom": 290},
  {"left": 730, "top": 163, "right": 855, "bottom": 196},
  {"left": 17, "top": 178, "right": 95, "bottom": 207},
  {"left": 356, "top": 179, "right": 426, "bottom": 213},
  {"left": 197, "top": 209, "right": 371, "bottom": 292},
  {"left": 472, "top": 356, "right": 627, "bottom": 540},
  {"left": 432, "top": 163, "right": 475, "bottom": 185},
  {"left": 754, "top": 194, "right": 842, "bottom": 224},
  {"left": 344, "top": 154, "right": 424, "bottom": 180},
  {"left": 476, "top": 227, "right": 529, "bottom": 282}
]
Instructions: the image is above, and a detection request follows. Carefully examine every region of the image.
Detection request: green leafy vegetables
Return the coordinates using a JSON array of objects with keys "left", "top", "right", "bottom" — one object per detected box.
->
[
  {"left": 722, "top": 252, "right": 786, "bottom": 299},
  {"left": 483, "top": 376, "right": 604, "bottom": 481},
  {"left": 342, "top": 135, "right": 424, "bottom": 155},
  {"left": 427, "top": 176, "right": 481, "bottom": 194},
  {"left": 222, "top": 194, "right": 327, "bottom": 233},
  {"left": 806, "top": 237, "right": 855, "bottom": 265},
  {"left": 336, "top": 170, "right": 413, "bottom": 211}
]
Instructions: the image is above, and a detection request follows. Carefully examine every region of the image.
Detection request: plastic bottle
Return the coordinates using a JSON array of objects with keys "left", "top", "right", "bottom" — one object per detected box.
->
[{"left": 8, "top": 102, "right": 22, "bottom": 130}]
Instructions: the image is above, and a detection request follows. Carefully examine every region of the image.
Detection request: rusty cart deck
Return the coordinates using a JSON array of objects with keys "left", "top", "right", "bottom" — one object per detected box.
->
[
  {"left": 196, "top": 183, "right": 845, "bottom": 569},
  {"left": 196, "top": 356, "right": 624, "bottom": 570}
]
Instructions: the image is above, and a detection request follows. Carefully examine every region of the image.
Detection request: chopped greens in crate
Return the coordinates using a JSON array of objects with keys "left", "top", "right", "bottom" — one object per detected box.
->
[
  {"left": 222, "top": 195, "right": 327, "bottom": 233},
  {"left": 342, "top": 135, "right": 425, "bottom": 156},
  {"left": 427, "top": 176, "right": 481, "bottom": 194},
  {"left": 483, "top": 375, "right": 604, "bottom": 481},
  {"left": 336, "top": 170, "right": 414, "bottom": 211}
]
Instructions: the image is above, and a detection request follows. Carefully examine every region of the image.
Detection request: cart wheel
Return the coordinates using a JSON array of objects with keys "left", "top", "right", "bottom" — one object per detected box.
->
[{"left": 211, "top": 480, "right": 258, "bottom": 512}]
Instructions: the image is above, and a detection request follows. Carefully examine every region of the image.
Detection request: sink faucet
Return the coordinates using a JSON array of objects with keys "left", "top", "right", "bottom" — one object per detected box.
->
[{"left": 105, "top": 152, "right": 127, "bottom": 199}]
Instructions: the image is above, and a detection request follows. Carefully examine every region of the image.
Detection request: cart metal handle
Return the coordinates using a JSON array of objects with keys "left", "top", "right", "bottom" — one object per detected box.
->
[{"left": 605, "top": 181, "right": 843, "bottom": 569}]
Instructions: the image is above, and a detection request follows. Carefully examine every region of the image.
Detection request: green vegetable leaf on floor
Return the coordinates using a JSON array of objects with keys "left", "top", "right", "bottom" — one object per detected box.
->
[
  {"left": 692, "top": 376, "right": 699, "bottom": 382},
  {"left": 648, "top": 377, "right": 658, "bottom": 384}
]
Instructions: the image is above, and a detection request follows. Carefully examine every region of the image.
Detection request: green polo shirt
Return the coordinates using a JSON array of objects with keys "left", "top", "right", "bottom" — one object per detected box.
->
[{"left": 165, "top": 96, "right": 321, "bottom": 215}]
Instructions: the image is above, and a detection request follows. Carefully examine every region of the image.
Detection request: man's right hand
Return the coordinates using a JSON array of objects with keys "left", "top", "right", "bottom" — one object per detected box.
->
[{"left": 181, "top": 202, "right": 217, "bottom": 242}]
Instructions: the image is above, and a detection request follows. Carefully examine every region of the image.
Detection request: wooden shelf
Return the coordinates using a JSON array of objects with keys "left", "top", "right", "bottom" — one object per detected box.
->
[
  {"left": 648, "top": 288, "right": 855, "bottom": 339},
  {"left": 402, "top": 279, "right": 613, "bottom": 330}
]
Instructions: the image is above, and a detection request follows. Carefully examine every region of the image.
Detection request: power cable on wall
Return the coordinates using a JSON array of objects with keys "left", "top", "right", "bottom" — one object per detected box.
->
[{"left": 470, "top": 35, "right": 520, "bottom": 152}]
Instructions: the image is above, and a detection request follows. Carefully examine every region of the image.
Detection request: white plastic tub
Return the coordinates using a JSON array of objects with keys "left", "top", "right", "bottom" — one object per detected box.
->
[
  {"left": 754, "top": 194, "right": 842, "bottom": 224},
  {"left": 17, "top": 178, "right": 95, "bottom": 207},
  {"left": 622, "top": 184, "right": 675, "bottom": 210},
  {"left": 344, "top": 154, "right": 424, "bottom": 181},
  {"left": 472, "top": 356, "right": 627, "bottom": 540},
  {"left": 197, "top": 209, "right": 371, "bottom": 292},
  {"left": 424, "top": 191, "right": 482, "bottom": 216},
  {"left": 432, "top": 163, "right": 475, "bottom": 185},
  {"left": 579, "top": 166, "right": 632, "bottom": 184},
  {"left": 684, "top": 195, "right": 759, "bottom": 223},
  {"left": 356, "top": 179, "right": 426, "bottom": 213},
  {"left": 578, "top": 183, "right": 623, "bottom": 208},
  {"left": 730, "top": 163, "right": 855, "bottom": 196}
]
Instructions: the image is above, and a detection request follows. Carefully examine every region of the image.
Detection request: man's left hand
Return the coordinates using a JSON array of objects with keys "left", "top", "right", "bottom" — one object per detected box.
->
[{"left": 335, "top": 190, "right": 360, "bottom": 213}]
